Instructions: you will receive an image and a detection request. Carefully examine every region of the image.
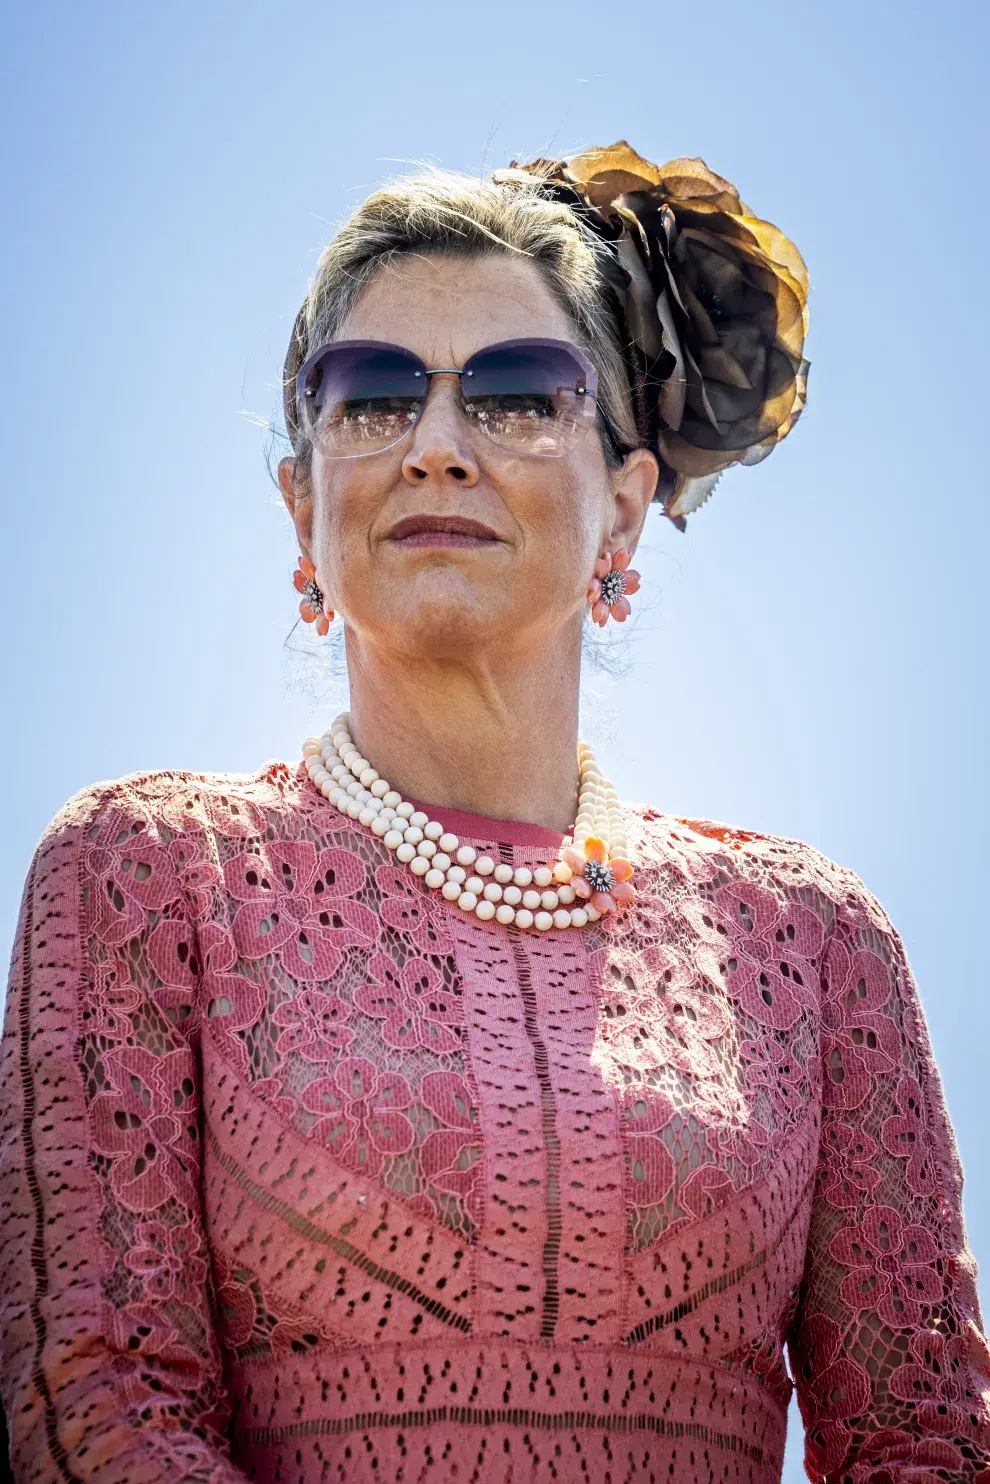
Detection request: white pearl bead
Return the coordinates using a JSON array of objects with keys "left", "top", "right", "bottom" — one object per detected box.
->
[
  {"left": 321, "top": 780, "right": 335, "bottom": 798},
  {"left": 410, "top": 856, "right": 430, "bottom": 877},
  {"left": 475, "top": 856, "right": 495, "bottom": 876},
  {"left": 553, "top": 862, "right": 573, "bottom": 885},
  {"left": 455, "top": 845, "right": 477, "bottom": 867},
  {"left": 441, "top": 880, "right": 462, "bottom": 902},
  {"left": 302, "top": 739, "right": 321, "bottom": 757},
  {"left": 585, "top": 905, "right": 601, "bottom": 922},
  {"left": 457, "top": 891, "right": 478, "bottom": 912},
  {"left": 403, "top": 826, "right": 424, "bottom": 846},
  {"left": 556, "top": 884, "right": 576, "bottom": 905},
  {"left": 358, "top": 808, "right": 377, "bottom": 828},
  {"left": 502, "top": 885, "right": 522, "bottom": 906},
  {"left": 350, "top": 757, "right": 369, "bottom": 775},
  {"left": 534, "top": 911, "right": 554, "bottom": 932},
  {"left": 380, "top": 808, "right": 397, "bottom": 822},
  {"left": 446, "top": 865, "right": 466, "bottom": 885},
  {"left": 424, "top": 821, "right": 444, "bottom": 841},
  {"left": 495, "top": 904, "right": 516, "bottom": 925},
  {"left": 395, "top": 802, "right": 414, "bottom": 820},
  {"left": 570, "top": 907, "right": 588, "bottom": 928},
  {"left": 475, "top": 899, "right": 496, "bottom": 921},
  {"left": 312, "top": 769, "right": 329, "bottom": 787},
  {"left": 345, "top": 781, "right": 361, "bottom": 797},
  {"left": 553, "top": 909, "right": 572, "bottom": 930},
  {"left": 371, "top": 816, "right": 390, "bottom": 837},
  {"left": 464, "top": 876, "right": 484, "bottom": 897},
  {"left": 513, "top": 867, "right": 533, "bottom": 887},
  {"left": 383, "top": 791, "right": 402, "bottom": 809},
  {"left": 371, "top": 779, "right": 389, "bottom": 798},
  {"left": 532, "top": 867, "right": 553, "bottom": 888},
  {"left": 493, "top": 863, "right": 514, "bottom": 884},
  {"left": 540, "top": 891, "right": 559, "bottom": 911},
  {"left": 515, "top": 909, "right": 534, "bottom": 930},
  {"left": 425, "top": 868, "right": 445, "bottom": 890},
  {"left": 409, "top": 811, "right": 429, "bottom": 829},
  {"left": 331, "top": 731, "right": 350, "bottom": 749},
  {"left": 395, "top": 842, "right": 417, "bottom": 864},
  {"left": 439, "top": 833, "right": 459, "bottom": 854},
  {"left": 359, "top": 768, "right": 379, "bottom": 787},
  {"left": 482, "top": 882, "right": 503, "bottom": 903},
  {"left": 348, "top": 800, "right": 363, "bottom": 819},
  {"left": 522, "top": 890, "right": 541, "bottom": 911},
  {"left": 417, "top": 840, "right": 437, "bottom": 858},
  {"left": 383, "top": 830, "right": 405, "bottom": 851},
  {"left": 432, "top": 853, "right": 451, "bottom": 873}
]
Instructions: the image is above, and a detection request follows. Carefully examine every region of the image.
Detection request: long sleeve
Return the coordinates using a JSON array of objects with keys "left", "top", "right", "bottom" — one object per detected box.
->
[
  {"left": 789, "top": 869, "right": 990, "bottom": 1482},
  {"left": 0, "top": 787, "right": 247, "bottom": 1482}
]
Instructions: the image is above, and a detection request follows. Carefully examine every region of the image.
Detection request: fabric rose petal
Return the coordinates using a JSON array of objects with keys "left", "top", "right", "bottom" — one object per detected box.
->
[
  {"left": 494, "top": 142, "right": 810, "bottom": 528},
  {"left": 559, "top": 835, "right": 635, "bottom": 914}
]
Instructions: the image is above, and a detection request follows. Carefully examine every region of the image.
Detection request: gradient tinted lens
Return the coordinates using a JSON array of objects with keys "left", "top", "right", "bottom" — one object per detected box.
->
[
  {"left": 461, "top": 340, "right": 598, "bottom": 456},
  {"left": 298, "top": 342, "right": 426, "bottom": 457}
]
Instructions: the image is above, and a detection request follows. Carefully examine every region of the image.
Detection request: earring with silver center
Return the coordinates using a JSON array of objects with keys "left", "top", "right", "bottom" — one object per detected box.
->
[{"left": 586, "top": 548, "right": 641, "bottom": 627}]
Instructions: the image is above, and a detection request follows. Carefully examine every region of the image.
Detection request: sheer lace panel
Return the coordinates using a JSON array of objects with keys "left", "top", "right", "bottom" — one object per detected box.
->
[{"left": 1, "top": 763, "right": 987, "bottom": 1483}]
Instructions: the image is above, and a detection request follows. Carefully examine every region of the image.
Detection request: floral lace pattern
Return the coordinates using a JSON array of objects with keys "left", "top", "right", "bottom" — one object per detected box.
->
[{"left": 1, "top": 762, "right": 988, "bottom": 1483}]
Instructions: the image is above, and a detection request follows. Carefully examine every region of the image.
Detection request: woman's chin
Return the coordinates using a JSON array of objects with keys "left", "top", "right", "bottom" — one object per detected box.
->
[{"left": 362, "top": 591, "right": 521, "bottom": 658}]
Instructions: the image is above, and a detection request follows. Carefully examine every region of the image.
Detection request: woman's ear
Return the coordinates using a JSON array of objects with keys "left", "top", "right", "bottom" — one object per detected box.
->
[
  {"left": 608, "top": 448, "right": 659, "bottom": 554},
  {"left": 279, "top": 456, "right": 314, "bottom": 551}
]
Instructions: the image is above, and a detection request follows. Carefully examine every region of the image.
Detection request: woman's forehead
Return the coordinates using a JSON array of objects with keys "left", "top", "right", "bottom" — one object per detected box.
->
[{"left": 339, "top": 252, "right": 576, "bottom": 363}]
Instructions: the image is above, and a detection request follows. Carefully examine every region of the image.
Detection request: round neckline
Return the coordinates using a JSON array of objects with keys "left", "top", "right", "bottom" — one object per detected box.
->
[
  {"left": 409, "top": 797, "right": 566, "bottom": 849},
  {"left": 296, "top": 760, "right": 566, "bottom": 848}
]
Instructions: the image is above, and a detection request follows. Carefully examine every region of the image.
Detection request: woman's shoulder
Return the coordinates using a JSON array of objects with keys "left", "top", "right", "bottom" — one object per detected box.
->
[
  {"left": 624, "top": 801, "right": 888, "bottom": 930},
  {"left": 35, "top": 758, "right": 309, "bottom": 853}
]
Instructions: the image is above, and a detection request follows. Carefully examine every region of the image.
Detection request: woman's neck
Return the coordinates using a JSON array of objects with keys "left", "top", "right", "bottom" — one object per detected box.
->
[{"left": 342, "top": 624, "right": 582, "bottom": 834}]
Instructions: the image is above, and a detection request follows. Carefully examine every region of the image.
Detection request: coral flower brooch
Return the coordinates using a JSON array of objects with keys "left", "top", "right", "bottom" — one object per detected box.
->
[{"left": 558, "top": 836, "right": 636, "bottom": 915}]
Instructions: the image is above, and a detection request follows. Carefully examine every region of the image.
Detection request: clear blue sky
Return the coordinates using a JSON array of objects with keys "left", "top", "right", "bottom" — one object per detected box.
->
[{"left": 1, "top": 3, "right": 987, "bottom": 1477}]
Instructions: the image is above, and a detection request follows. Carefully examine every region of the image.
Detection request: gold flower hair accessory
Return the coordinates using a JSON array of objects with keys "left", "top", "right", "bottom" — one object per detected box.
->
[{"left": 495, "top": 143, "right": 810, "bottom": 528}]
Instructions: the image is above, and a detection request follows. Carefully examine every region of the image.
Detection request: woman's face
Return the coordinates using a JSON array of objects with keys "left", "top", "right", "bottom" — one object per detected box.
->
[{"left": 280, "top": 253, "right": 658, "bottom": 663}]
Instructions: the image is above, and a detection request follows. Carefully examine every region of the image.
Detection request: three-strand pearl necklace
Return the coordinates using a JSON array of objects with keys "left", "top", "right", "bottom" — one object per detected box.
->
[{"left": 301, "top": 714, "right": 635, "bottom": 932}]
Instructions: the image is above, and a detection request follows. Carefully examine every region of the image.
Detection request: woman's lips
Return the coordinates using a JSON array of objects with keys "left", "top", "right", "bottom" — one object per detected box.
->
[{"left": 385, "top": 516, "right": 502, "bottom": 548}]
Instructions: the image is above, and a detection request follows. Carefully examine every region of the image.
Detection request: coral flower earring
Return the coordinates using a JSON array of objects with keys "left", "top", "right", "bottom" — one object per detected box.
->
[
  {"left": 292, "top": 555, "right": 334, "bottom": 636},
  {"left": 587, "top": 548, "right": 641, "bottom": 627}
]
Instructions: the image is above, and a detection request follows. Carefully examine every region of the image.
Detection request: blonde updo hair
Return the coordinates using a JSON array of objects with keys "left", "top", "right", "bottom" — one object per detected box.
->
[{"left": 282, "top": 169, "right": 639, "bottom": 477}]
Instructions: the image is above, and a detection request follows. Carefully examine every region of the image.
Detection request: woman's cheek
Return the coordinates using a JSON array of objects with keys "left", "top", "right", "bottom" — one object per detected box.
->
[
  {"left": 529, "top": 471, "right": 605, "bottom": 593},
  {"left": 315, "top": 477, "right": 374, "bottom": 608}
]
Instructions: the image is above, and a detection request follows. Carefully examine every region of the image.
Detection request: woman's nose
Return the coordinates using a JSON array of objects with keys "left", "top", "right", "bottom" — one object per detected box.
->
[{"left": 401, "top": 381, "right": 480, "bottom": 486}]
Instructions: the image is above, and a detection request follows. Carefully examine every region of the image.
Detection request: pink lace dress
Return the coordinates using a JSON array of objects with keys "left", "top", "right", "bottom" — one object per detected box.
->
[{"left": 2, "top": 761, "right": 988, "bottom": 1484}]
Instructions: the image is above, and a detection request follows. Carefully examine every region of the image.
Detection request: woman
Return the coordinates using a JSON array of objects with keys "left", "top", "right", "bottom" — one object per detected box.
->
[{"left": 2, "top": 142, "right": 987, "bottom": 1484}]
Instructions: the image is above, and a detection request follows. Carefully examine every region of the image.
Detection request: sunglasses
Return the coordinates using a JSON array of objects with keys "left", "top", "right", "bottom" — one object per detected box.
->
[{"left": 296, "top": 337, "right": 599, "bottom": 460}]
